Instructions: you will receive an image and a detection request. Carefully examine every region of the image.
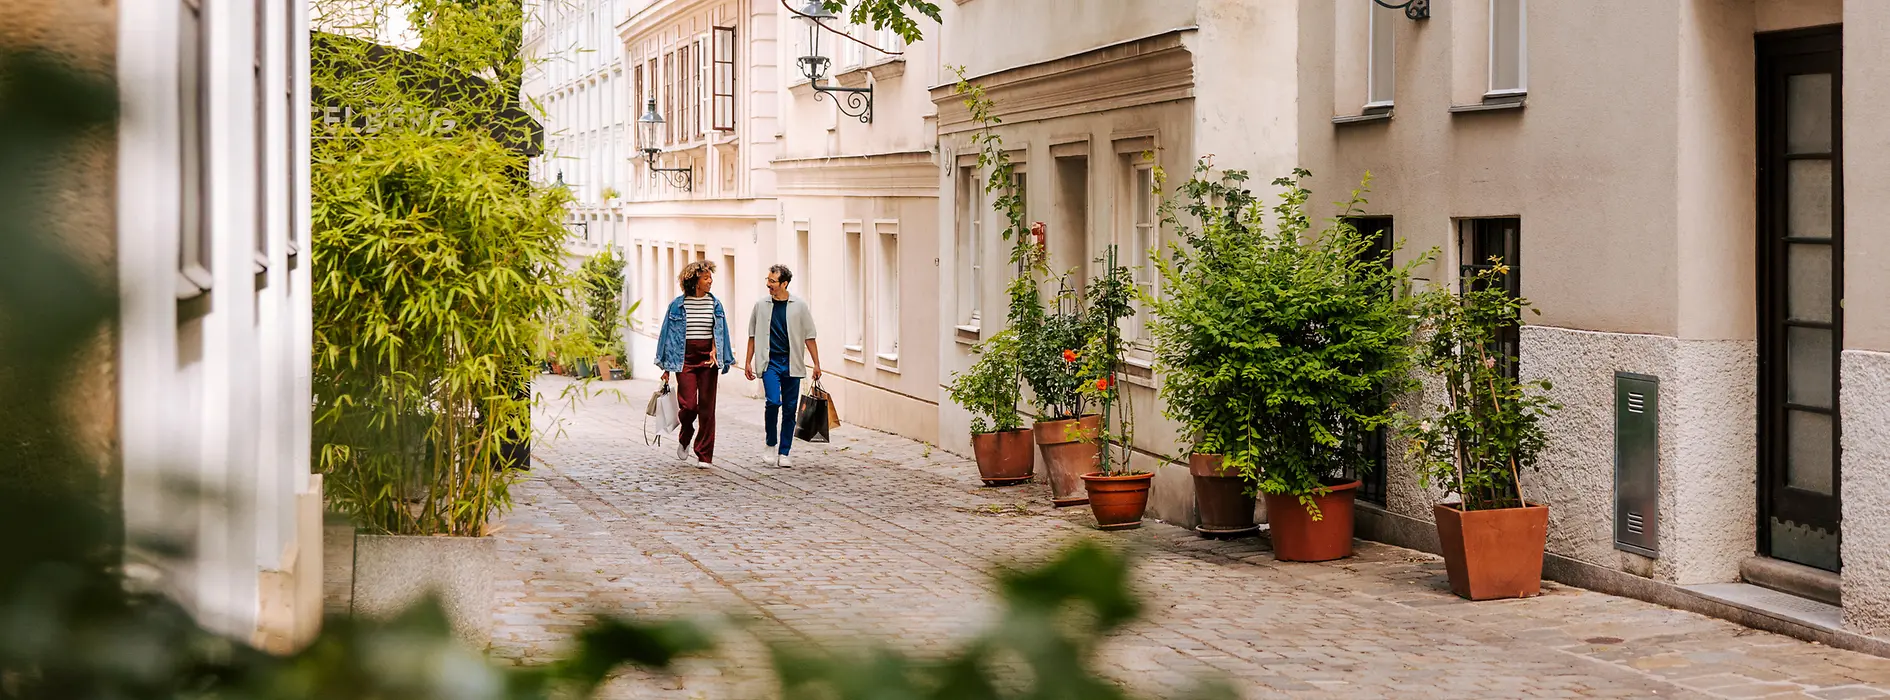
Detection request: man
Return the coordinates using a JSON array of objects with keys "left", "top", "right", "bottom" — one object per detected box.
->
[{"left": 745, "top": 265, "right": 822, "bottom": 467}]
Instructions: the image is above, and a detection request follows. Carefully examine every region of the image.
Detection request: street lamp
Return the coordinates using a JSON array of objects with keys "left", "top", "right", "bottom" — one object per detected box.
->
[
  {"left": 636, "top": 98, "right": 693, "bottom": 191},
  {"left": 792, "top": 0, "right": 873, "bottom": 123}
]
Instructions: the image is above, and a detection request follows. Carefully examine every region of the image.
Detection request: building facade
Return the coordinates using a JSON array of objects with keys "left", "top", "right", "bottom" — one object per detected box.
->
[
  {"left": 932, "top": 0, "right": 1300, "bottom": 524},
  {"left": 525, "top": 0, "right": 637, "bottom": 271},
  {"left": 934, "top": 0, "right": 1890, "bottom": 648},
  {"left": 772, "top": 6, "right": 942, "bottom": 442},
  {"left": 8, "top": 0, "right": 323, "bottom": 652}
]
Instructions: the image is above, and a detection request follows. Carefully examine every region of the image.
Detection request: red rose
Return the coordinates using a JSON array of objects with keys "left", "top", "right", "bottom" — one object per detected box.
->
[{"left": 1062, "top": 349, "right": 1079, "bottom": 363}]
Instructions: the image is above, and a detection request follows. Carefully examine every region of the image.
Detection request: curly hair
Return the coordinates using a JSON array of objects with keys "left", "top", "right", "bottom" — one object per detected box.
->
[{"left": 680, "top": 260, "right": 717, "bottom": 296}]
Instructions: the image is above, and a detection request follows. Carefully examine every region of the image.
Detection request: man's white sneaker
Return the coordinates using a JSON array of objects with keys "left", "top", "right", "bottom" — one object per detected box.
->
[
  {"left": 777, "top": 454, "right": 794, "bottom": 468},
  {"left": 676, "top": 442, "right": 692, "bottom": 462},
  {"left": 760, "top": 451, "right": 778, "bottom": 467}
]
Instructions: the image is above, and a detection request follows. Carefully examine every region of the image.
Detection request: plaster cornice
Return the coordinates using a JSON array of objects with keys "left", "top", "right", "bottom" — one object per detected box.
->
[
  {"left": 772, "top": 150, "right": 940, "bottom": 198},
  {"left": 931, "top": 30, "right": 1196, "bottom": 135}
]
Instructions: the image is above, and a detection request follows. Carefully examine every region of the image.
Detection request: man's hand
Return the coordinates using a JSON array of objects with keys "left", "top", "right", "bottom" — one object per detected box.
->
[
  {"left": 812, "top": 365, "right": 823, "bottom": 381},
  {"left": 744, "top": 365, "right": 755, "bottom": 381}
]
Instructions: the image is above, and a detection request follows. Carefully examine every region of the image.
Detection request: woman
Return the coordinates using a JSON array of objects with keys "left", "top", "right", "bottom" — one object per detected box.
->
[{"left": 655, "top": 260, "right": 735, "bottom": 468}]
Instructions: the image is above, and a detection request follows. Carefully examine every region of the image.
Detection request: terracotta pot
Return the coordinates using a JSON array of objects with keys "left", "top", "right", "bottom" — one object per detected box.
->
[
  {"left": 1190, "top": 454, "right": 1257, "bottom": 539},
  {"left": 1035, "top": 415, "right": 1101, "bottom": 507},
  {"left": 1081, "top": 471, "right": 1153, "bottom": 531},
  {"left": 1262, "top": 480, "right": 1360, "bottom": 562},
  {"left": 969, "top": 429, "right": 1035, "bottom": 487},
  {"left": 1434, "top": 502, "right": 1550, "bottom": 600}
]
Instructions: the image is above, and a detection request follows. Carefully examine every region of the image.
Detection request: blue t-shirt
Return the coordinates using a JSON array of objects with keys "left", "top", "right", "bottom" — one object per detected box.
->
[{"left": 768, "top": 299, "right": 790, "bottom": 371}]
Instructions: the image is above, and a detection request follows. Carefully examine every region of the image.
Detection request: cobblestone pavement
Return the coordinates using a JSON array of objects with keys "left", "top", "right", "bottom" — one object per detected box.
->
[{"left": 494, "top": 375, "right": 1890, "bottom": 699}]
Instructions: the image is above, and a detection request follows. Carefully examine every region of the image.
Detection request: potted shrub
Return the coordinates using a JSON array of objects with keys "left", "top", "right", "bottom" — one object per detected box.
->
[
  {"left": 1404, "top": 261, "right": 1561, "bottom": 600},
  {"left": 1171, "top": 166, "right": 1425, "bottom": 561},
  {"left": 946, "top": 329, "right": 1033, "bottom": 486},
  {"left": 1021, "top": 263, "right": 1104, "bottom": 507},
  {"left": 1147, "top": 161, "right": 1268, "bottom": 538},
  {"left": 1077, "top": 245, "right": 1150, "bottom": 530}
]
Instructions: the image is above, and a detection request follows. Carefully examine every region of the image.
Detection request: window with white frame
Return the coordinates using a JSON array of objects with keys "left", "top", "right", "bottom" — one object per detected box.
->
[
  {"left": 956, "top": 167, "right": 984, "bottom": 329},
  {"left": 1367, "top": 0, "right": 1396, "bottom": 109},
  {"left": 795, "top": 223, "right": 812, "bottom": 298},
  {"left": 177, "top": 0, "right": 212, "bottom": 300},
  {"left": 845, "top": 223, "right": 865, "bottom": 352},
  {"left": 1489, "top": 0, "right": 1526, "bottom": 96},
  {"left": 875, "top": 222, "right": 900, "bottom": 364},
  {"left": 711, "top": 26, "right": 736, "bottom": 131},
  {"left": 1123, "top": 159, "right": 1156, "bottom": 346}
]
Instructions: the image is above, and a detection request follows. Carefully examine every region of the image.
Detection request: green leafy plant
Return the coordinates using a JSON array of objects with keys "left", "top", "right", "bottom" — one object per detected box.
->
[
  {"left": 599, "top": 186, "right": 621, "bottom": 202},
  {"left": 311, "top": 0, "right": 581, "bottom": 537},
  {"left": 1152, "top": 162, "right": 1428, "bottom": 516},
  {"left": 946, "top": 328, "right": 1026, "bottom": 434},
  {"left": 1402, "top": 262, "right": 1562, "bottom": 511},
  {"left": 580, "top": 249, "right": 628, "bottom": 359},
  {"left": 1017, "top": 272, "right": 1098, "bottom": 422}
]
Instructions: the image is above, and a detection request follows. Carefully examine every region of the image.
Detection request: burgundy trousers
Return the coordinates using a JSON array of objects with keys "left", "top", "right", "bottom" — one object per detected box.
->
[{"left": 676, "top": 339, "right": 718, "bottom": 463}]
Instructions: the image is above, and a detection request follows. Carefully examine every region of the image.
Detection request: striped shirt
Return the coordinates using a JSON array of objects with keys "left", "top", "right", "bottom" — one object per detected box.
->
[{"left": 683, "top": 295, "right": 715, "bottom": 340}]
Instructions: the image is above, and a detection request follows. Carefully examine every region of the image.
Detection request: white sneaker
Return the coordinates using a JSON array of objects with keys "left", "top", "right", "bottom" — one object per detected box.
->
[
  {"left": 760, "top": 451, "right": 778, "bottom": 467},
  {"left": 696, "top": 460, "right": 712, "bottom": 469},
  {"left": 676, "top": 442, "right": 692, "bottom": 462},
  {"left": 777, "top": 454, "right": 794, "bottom": 468}
]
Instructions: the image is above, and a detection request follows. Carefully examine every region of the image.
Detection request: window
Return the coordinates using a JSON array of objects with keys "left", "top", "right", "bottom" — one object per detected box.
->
[
  {"left": 177, "top": 0, "right": 212, "bottom": 300},
  {"left": 285, "top": 0, "right": 299, "bottom": 268},
  {"left": 1123, "top": 161, "right": 1156, "bottom": 346},
  {"left": 677, "top": 42, "right": 693, "bottom": 141},
  {"left": 956, "top": 167, "right": 984, "bottom": 329},
  {"left": 842, "top": 22, "right": 864, "bottom": 68},
  {"left": 876, "top": 222, "right": 900, "bottom": 365},
  {"left": 795, "top": 223, "right": 812, "bottom": 299},
  {"left": 1344, "top": 216, "right": 1395, "bottom": 506},
  {"left": 254, "top": 0, "right": 270, "bottom": 278},
  {"left": 1459, "top": 218, "right": 1522, "bottom": 379},
  {"left": 845, "top": 224, "right": 865, "bottom": 352},
  {"left": 662, "top": 51, "right": 675, "bottom": 145},
  {"left": 694, "top": 36, "right": 708, "bottom": 136},
  {"left": 711, "top": 26, "right": 736, "bottom": 131},
  {"left": 1489, "top": 0, "right": 1526, "bottom": 96},
  {"left": 1367, "top": 0, "right": 1396, "bottom": 109}
]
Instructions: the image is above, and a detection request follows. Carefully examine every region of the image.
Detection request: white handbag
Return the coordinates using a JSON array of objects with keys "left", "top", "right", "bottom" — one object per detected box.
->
[{"left": 643, "top": 380, "right": 681, "bottom": 444}]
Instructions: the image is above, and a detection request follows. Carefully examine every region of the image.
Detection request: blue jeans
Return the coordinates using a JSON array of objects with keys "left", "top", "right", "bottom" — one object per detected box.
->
[{"left": 762, "top": 365, "right": 801, "bottom": 455}]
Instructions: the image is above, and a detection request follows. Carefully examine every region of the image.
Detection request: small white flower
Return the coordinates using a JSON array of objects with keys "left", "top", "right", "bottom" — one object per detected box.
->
[{"left": 1418, "top": 420, "right": 1433, "bottom": 432}]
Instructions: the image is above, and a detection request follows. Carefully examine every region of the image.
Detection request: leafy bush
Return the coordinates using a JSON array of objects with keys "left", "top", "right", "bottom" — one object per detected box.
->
[
  {"left": 1151, "top": 162, "right": 1427, "bottom": 514},
  {"left": 1078, "top": 246, "right": 1140, "bottom": 475},
  {"left": 1402, "top": 263, "right": 1562, "bottom": 511},
  {"left": 947, "top": 328, "right": 1026, "bottom": 434},
  {"left": 1017, "top": 271, "right": 1098, "bottom": 422},
  {"left": 580, "top": 249, "right": 628, "bottom": 359}
]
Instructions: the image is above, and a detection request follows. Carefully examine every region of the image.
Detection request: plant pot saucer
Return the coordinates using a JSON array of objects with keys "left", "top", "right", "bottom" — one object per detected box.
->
[
  {"left": 1052, "top": 496, "right": 1090, "bottom": 508},
  {"left": 981, "top": 476, "right": 1032, "bottom": 487},
  {"left": 1195, "top": 523, "right": 1259, "bottom": 540},
  {"left": 1095, "top": 520, "right": 1141, "bottom": 531}
]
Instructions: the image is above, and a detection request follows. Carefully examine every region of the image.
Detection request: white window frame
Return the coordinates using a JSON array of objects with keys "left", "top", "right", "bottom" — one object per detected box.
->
[
  {"left": 177, "top": 0, "right": 213, "bottom": 300},
  {"left": 1487, "top": 0, "right": 1527, "bottom": 98},
  {"left": 844, "top": 222, "right": 866, "bottom": 355},
  {"left": 956, "top": 167, "right": 984, "bottom": 332},
  {"left": 1121, "top": 157, "right": 1157, "bottom": 353},
  {"left": 1366, "top": 0, "right": 1396, "bottom": 110},
  {"left": 874, "top": 221, "right": 900, "bottom": 369}
]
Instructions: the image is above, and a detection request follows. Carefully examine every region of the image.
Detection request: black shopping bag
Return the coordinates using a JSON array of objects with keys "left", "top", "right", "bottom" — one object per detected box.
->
[{"left": 795, "top": 382, "right": 835, "bottom": 443}]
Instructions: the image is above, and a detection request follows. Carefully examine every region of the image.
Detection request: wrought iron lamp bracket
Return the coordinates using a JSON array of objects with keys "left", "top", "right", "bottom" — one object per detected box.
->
[
  {"left": 641, "top": 150, "right": 694, "bottom": 191},
  {"left": 810, "top": 82, "right": 873, "bottom": 123},
  {"left": 1373, "top": 0, "right": 1430, "bottom": 20}
]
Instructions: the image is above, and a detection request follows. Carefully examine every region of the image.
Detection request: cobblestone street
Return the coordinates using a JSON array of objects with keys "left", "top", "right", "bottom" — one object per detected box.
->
[{"left": 494, "top": 376, "right": 1890, "bottom": 699}]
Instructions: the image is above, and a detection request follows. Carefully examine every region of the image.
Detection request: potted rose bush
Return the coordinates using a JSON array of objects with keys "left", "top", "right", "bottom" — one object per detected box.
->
[
  {"left": 1075, "top": 245, "right": 1149, "bottom": 530},
  {"left": 1403, "top": 261, "right": 1562, "bottom": 599},
  {"left": 1021, "top": 264, "right": 1105, "bottom": 507}
]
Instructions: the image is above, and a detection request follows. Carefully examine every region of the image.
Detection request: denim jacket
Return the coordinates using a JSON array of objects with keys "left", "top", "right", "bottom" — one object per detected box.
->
[{"left": 655, "top": 293, "right": 735, "bottom": 374}]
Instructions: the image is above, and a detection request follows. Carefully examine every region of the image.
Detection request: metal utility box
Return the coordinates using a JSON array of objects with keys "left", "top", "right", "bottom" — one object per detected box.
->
[{"left": 1614, "top": 372, "right": 1660, "bottom": 557}]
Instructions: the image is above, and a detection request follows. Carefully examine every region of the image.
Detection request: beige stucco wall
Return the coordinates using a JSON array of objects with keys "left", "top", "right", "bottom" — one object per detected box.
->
[
  {"left": 1845, "top": 2, "right": 1890, "bottom": 352},
  {"left": 938, "top": 0, "right": 1197, "bottom": 81}
]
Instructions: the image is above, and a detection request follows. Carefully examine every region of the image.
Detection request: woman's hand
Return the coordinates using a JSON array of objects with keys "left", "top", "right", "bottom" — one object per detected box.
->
[{"left": 661, "top": 371, "right": 670, "bottom": 383}]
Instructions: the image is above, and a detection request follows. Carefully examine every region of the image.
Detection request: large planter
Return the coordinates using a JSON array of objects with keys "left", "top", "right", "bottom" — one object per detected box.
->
[
  {"left": 970, "top": 428, "right": 1035, "bottom": 486},
  {"left": 1035, "top": 415, "right": 1101, "bottom": 507},
  {"left": 1081, "top": 471, "right": 1153, "bottom": 531},
  {"left": 1190, "top": 453, "right": 1257, "bottom": 539},
  {"left": 1434, "top": 502, "right": 1550, "bottom": 600},
  {"left": 350, "top": 533, "right": 498, "bottom": 647},
  {"left": 1262, "top": 480, "right": 1360, "bottom": 562}
]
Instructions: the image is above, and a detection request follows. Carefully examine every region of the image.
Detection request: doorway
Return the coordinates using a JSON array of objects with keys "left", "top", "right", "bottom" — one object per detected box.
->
[{"left": 1757, "top": 26, "right": 1843, "bottom": 572}]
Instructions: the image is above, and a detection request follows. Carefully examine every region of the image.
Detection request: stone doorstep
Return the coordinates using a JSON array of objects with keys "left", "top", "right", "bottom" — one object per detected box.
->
[
  {"left": 1354, "top": 501, "right": 1890, "bottom": 661},
  {"left": 1742, "top": 555, "right": 1843, "bottom": 607}
]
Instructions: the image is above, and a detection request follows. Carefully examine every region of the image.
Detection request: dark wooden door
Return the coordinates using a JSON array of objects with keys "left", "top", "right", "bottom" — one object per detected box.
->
[{"left": 1757, "top": 26, "right": 1843, "bottom": 572}]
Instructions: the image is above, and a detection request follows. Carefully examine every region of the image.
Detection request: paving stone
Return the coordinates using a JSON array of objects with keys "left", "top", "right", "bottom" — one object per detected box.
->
[{"left": 489, "top": 376, "right": 1890, "bottom": 699}]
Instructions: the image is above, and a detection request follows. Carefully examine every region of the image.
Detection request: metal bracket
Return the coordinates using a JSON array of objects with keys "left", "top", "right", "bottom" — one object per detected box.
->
[
  {"left": 1373, "top": 0, "right": 1430, "bottom": 20},
  {"left": 641, "top": 151, "right": 693, "bottom": 191},
  {"left": 810, "top": 81, "right": 873, "bottom": 124}
]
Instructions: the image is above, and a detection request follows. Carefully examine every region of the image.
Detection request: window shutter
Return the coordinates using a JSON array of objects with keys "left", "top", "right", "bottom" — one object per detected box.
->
[
  {"left": 696, "top": 36, "right": 709, "bottom": 137},
  {"left": 711, "top": 26, "right": 736, "bottom": 131}
]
